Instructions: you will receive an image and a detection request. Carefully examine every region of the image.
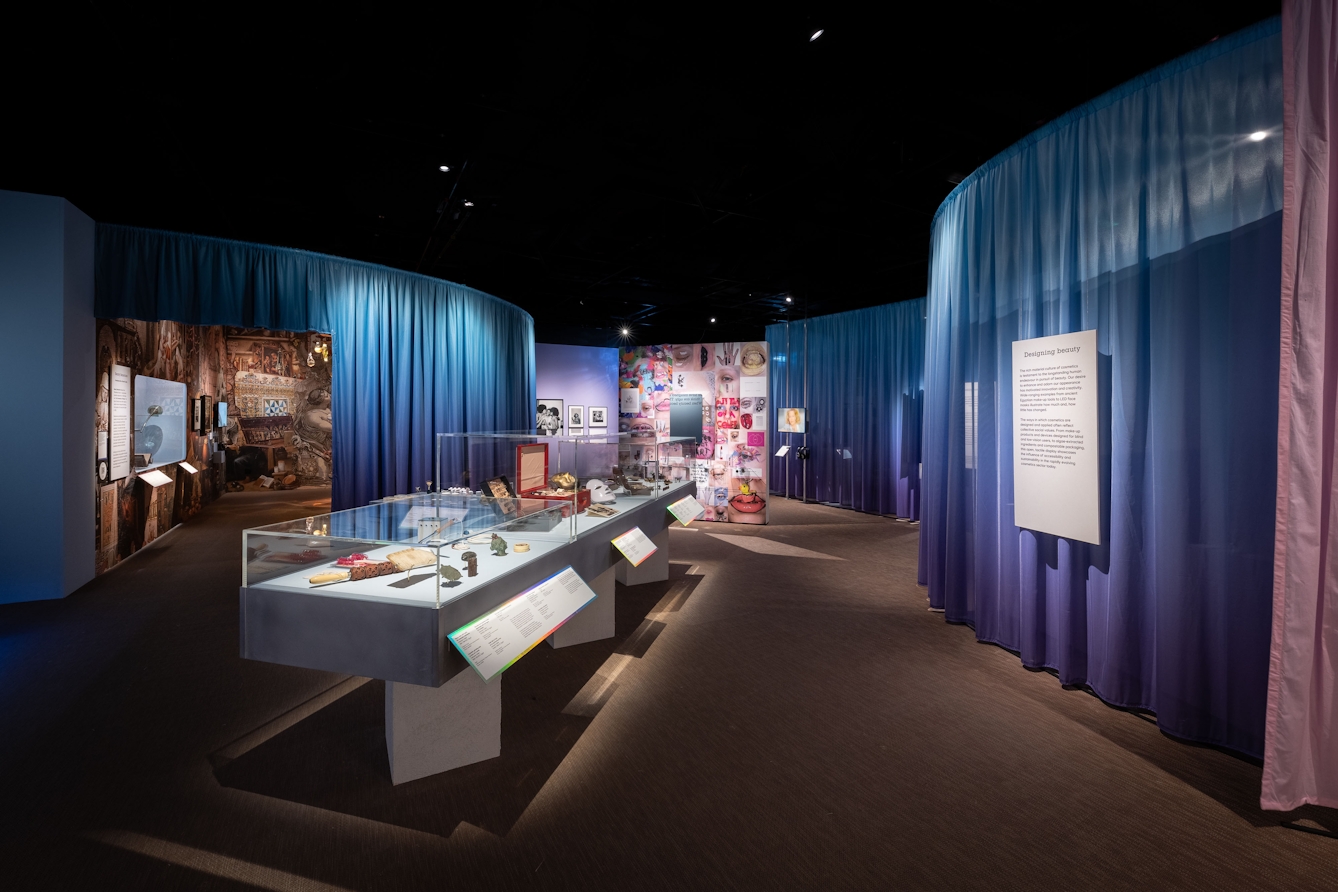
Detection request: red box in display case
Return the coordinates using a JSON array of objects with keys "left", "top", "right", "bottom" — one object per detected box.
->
[{"left": 516, "top": 442, "right": 590, "bottom": 514}]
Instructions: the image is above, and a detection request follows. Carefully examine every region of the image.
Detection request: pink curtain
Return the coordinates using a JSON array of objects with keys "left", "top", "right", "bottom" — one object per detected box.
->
[{"left": 1263, "top": 0, "right": 1338, "bottom": 811}]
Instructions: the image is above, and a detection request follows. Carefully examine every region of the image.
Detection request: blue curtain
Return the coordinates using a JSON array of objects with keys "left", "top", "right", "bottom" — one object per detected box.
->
[
  {"left": 920, "top": 19, "right": 1283, "bottom": 758},
  {"left": 95, "top": 225, "right": 535, "bottom": 510},
  {"left": 767, "top": 299, "right": 925, "bottom": 518}
]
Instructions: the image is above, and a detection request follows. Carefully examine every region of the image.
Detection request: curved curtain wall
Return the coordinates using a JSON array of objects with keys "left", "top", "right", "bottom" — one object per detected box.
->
[
  {"left": 767, "top": 299, "right": 925, "bottom": 518},
  {"left": 95, "top": 225, "right": 536, "bottom": 510},
  {"left": 919, "top": 19, "right": 1283, "bottom": 758}
]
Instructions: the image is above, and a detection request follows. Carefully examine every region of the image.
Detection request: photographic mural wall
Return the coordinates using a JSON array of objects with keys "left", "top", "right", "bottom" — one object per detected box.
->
[
  {"left": 619, "top": 341, "right": 769, "bottom": 524},
  {"left": 93, "top": 319, "right": 332, "bottom": 576}
]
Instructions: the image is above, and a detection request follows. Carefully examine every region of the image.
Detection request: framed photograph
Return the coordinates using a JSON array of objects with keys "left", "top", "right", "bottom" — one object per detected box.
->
[
  {"left": 216, "top": 401, "right": 228, "bottom": 428},
  {"left": 192, "top": 397, "right": 202, "bottom": 433},
  {"left": 568, "top": 405, "right": 585, "bottom": 432},
  {"left": 536, "top": 398, "right": 563, "bottom": 435},
  {"left": 589, "top": 406, "right": 608, "bottom": 428},
  {"left": 778, "top": 407, "right": 807, "bottom": 433},
  {"left": 200, "top": 395, "right": 211, "bottom": 433}
]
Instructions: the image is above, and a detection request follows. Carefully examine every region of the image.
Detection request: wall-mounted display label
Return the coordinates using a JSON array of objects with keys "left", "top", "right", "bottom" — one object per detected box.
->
[
  {"left": 668, "top": 495, "right": 705, "bottom": 526},
  {"left": 1012, "top": 329, "right": 1101, "bottom": 544},
  {"left": 139, "top": 468, "right": 174, "bottom": 487},
  {"left": 775, "top": 445, "right": 790, "bottom": 457},
  {"left": 612, "top": 525, "right": 658, "bottom": 566},
  {"left": 449, "top": 566, "right": 597, "bottom": 681},
  {"left": 110, "top": 364, "right": 131, "bottom": 481}
]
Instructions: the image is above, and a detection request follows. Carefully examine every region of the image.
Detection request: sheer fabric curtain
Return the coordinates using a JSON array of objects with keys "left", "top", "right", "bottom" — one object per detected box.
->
[
  {"left": 767, "top": 299, "right": 925, "bottom": 519},
  {"left": 95, "top": 226, "right": 536, "bottom": 510},
  {"left": 919, "top": 20, "right": 1283, "bottom": 757},
  {"left": 1263, "top": 0, "right": 1338, "bottom": 811}
]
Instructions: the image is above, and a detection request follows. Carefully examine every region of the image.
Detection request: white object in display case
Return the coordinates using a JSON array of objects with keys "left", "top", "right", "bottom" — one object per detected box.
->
[{"left": 1011, "top": 329, "right": 1101, "bottom": 544}]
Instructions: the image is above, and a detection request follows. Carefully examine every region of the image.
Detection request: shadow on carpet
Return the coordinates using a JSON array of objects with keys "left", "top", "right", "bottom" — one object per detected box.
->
[{"left": 212, "top": 567, "right": 697, "bottom": 838}]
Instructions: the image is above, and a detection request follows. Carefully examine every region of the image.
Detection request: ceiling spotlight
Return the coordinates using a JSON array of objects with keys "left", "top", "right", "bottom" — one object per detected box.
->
[
  {"left": 810, "top": 29, "right": 823, "bottom": 41},
  {"left": 621, "top": 327, "right": 630, "bottom": 336},
  {"left": 710, "top": 317, "right": 716, "bottom": 323},
  {"left": 439, "top": 164, "right": 451, "bottom": 172},
  {"left": 1249, "top": 130, "right": 1268, "bottom": 141},
  {"left": 463, "top": 200, "right": 475, "bottom": 207},
  {"left": 785, "top": 295, "right": 793, "bottom": 303}
]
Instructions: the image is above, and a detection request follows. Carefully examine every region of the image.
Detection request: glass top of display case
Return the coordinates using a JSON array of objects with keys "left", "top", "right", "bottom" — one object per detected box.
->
[
  {"left": 434, "top": 429, "right": 698, "bottom": 536},
  {"left": 243, "top": 492, "right": 572, "bottom": 609}
]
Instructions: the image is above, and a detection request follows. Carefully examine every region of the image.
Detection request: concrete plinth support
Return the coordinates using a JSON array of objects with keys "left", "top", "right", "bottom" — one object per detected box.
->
[
  {"left": 385, "top": 667, "right": 500, "bottom": 785},
  {"left": 615, "top": 528, "right": 670, "bottom": 586}
]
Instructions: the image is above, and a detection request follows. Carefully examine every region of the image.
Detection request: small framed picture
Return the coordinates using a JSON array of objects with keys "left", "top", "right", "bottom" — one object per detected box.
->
[
  {"left": 192, "top": 397, "right": 202, "bottom": 433},
  {"left": 200, "top": 395, "right": 211, "bottom": 433},
  {"left": 589, "top": 406, "right": 607, "bottom": 428},
  {"left": 568, "top": 404, "right": 585, "bottom": 433}
]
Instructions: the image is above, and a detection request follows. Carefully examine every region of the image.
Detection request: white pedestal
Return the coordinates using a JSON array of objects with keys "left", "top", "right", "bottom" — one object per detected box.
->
[
  {"left": 385, "top": 667, "right": 500, "bottom": 785},
  {"left": 548, "top": 563, "right": 616, "bottom": 648},
  {"left": 615, "top": 528, "right": 670, "bottom": 586}
]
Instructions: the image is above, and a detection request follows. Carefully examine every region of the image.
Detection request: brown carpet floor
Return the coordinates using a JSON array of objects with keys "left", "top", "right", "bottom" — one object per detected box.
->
[{"left": 1, "top": 490, "right": 1336, "bottom": 890}]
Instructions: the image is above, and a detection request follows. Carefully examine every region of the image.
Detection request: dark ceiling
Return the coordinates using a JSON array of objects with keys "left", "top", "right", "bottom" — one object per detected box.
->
[{"left": 7, "top": 2, "right": 1277, "bottom": 345}]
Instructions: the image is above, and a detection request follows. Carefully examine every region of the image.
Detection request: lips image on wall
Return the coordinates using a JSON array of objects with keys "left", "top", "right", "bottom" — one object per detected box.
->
[
  {"left": 673, "top": 344, "right": 693, "bottom": 363},
  {"left": 629, "top": 419, "right": 655, "bottom": 439},
  {"left": 727, "top": 491, "right": 767, "bottom": 524},
  {"left": 740, "top": 413, "right": 753, "bottom": 430}
]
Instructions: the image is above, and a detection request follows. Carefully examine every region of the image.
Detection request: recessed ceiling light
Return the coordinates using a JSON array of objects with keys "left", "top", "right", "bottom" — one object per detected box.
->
[
  {"left": 621, "top": 327, "right": 630, "bottom": 336},
  {"left": 1249, "top": 130, "right": 1268, "bottom": 141},
  {"left": 810, "top": 29, "right": 823, "bottom": 41},
  {"left": 463, "top": 200, "right": 474, "bottom": 207},
  {"left": 710, "top": 317, "right": 716, "bottom": 323},
  {"left": 785, "top": 295, "right": 793, "bottom": 303},
  {"left": 439, "top": 165, "right": 451, "bottom": 172}
]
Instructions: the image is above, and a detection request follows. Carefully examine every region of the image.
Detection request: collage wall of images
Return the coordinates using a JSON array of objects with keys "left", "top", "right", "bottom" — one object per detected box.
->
[
  {"left": 94, "top": 319, "right": 332, "bottom": 575},
  {"left": 619, "top": 342, "right": 769, "bottom": 524}
]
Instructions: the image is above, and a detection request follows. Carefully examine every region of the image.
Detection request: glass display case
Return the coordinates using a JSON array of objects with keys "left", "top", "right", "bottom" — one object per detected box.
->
[
  {"left": 242, "top": 492, "right": 571, "bottom": 609},
  {"left": 433, "top": 430, "right": 698, "bottom": 537}
]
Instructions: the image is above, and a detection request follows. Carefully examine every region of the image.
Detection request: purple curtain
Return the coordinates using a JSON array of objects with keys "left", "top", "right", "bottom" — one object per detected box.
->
[
  {"left": 1262, "top": 0, "right": 1338, "bottom": 811},
  {"left": 919, "top": 20, "right": 1284, "bottom": 758}
]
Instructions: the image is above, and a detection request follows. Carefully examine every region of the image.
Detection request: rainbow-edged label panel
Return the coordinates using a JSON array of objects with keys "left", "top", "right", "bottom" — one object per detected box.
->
[{"left": 448, "top": 566, "right": 597, "bottom": 681}]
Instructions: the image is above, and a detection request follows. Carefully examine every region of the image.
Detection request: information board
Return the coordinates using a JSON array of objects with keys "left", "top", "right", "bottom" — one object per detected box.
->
[
  {"left": 109, "top": 364, "right": 131, "bottom": 481},
  {"left": 668, "top": 392, "right": 704, "bottom": 444},
  {"left": 611, "top": 526, "right": 658, "bottom": 566},
  {"left": 448, "top": 566, "right": 598, "bottom": 681},
  {"left": 1012, "top": 329, "right": 1101, "bottom": 544},
  {"left": 668, "top": 495, "right": 705, "bottom": 526}
]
